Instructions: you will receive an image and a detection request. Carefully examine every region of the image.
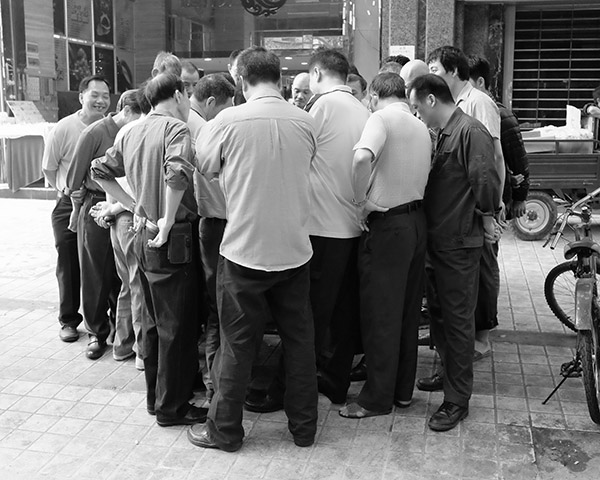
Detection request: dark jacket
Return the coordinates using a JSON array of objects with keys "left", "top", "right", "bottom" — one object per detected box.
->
[{"left": 498, "top": 103, "right": 530, "bottom": 206}]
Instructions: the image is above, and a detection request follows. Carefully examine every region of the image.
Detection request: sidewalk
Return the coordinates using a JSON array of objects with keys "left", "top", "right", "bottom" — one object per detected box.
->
[{"left": 1, "top": 198, "right": 599, "bottom": 480}]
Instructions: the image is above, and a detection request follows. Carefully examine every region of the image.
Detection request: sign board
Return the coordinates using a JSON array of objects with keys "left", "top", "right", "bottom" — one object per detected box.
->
[
  {"left": 389, "top": 45, "right": 415, "bottom": 60},
  {"left": 6, "top": 101, "right": 46, "bottom": 124}
]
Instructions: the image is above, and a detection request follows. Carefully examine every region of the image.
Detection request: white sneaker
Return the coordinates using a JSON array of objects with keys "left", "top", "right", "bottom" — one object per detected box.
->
[{"left": 135, "top": 356, "right": 145, "bottom": 371}]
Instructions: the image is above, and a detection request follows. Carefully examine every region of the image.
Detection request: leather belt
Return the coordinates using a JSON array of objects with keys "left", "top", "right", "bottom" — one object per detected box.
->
[{"left": 368, "top": 200, "right": 423, "bottom": 221}]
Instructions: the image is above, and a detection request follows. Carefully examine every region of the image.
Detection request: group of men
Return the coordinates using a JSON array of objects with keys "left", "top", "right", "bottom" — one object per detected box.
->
[{"left": 42, "top": 43, "right": 529, "bottom": 452}]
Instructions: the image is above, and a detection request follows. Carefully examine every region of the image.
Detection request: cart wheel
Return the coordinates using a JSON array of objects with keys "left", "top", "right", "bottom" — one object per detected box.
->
[{"left": 511, "top": 191, "right": 557, "bottom": 241}]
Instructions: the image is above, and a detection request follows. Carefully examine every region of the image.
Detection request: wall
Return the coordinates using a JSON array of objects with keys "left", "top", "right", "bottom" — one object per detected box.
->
[{"left": 134, "top": 0, "right": 167, "bottom": 82}]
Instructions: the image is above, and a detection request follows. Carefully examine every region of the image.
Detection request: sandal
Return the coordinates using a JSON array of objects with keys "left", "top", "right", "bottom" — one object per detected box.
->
[
  {"left": 339, "top": 402, "right": 392, "bottom": 419},
  {"left": 473, "top": 349, "right": 491, "bottom": 362}
]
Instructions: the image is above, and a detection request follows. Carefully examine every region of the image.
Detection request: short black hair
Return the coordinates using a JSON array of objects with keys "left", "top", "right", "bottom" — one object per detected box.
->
[
  {"left": 383, "top": 55, "right": 410, "bottom": 67},
  {"left": 468, "top": 55, "right": 492, "bottom": 90},
  {"left": 145, "top": 73, "right": 185, "bottom": 107},
  {"left": 308, "top": 49, "right": 349, "bottom": 81},
  {"left": 348, "top": 64, "right": 360, "bottom": 76},
  {"left": 115, "top": 89, "right": 142, "bottom": 114},
  {"left": 427, "top": 46, "right": 469, "bottom": 81},
  {"left": 370, "top": 72, "right": 406, "bottom": 100},
  {"left": 378, "top": 62, "right": 403, "bottom": 75},
  {"left": 193, "top": 74, "right": 235, "bottom": 104},
  {"left": 217, "top": 71, "right": 236, "bottom": 86},
  {"left": 78, "top": 75, "right": 110, "bottom": 93},
  {"left": 347, "top": 73, "right": 367, "bottom": 93},
  {"left": 236, "top": 46, "right": 280, "bottom": 86},
  {"left": 136, "top": 81, "right": 152, "bottom": 114},
  {"left": 409, "top": 74, "right": 455, "bottom": 104}
]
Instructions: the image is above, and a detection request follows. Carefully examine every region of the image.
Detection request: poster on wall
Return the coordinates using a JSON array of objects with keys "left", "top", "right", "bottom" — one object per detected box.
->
[
  {"left": 54, "top": 38, "right": 68, "bottom": 91},
  {"left": 95, "top": 47, "right": 115, "bottom": 90},
  {"left": 94, "top": 0, "right": 114, "bottom": 44},
  {"left": 115, "top": 0, "right": 134, "bottom": 50},
  {"left": 54, "top": 0, "right": 66, "bottom": 35},
  {"left": 67, "top": 0, "right": 92, "bottom": 41},
  {"left": 116, "top": 48, "right": 134, "bottom": 93},
  {"left": 68, "top": 42, "right": 93, "bottom": 91}
]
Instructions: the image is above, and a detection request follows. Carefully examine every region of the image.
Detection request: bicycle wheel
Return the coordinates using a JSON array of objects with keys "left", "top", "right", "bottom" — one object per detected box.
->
[
  {"left": 544, "top": 261, "right": 578, "bottom": 332},
  {"left": 577, "top": 330, "right": 600, "bottom": 424}
]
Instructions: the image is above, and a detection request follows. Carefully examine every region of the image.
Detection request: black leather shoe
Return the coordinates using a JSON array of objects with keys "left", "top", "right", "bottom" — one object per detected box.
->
[
  {"left": 428, "top": 401, "right": 468, "bottom": 432},
  {"left": 86, "top": 336, "right": 107, "bottom": 360},
  {"left": 416, "top": 373, "right": 443, "bottom": 392},
  {"left": 187, "top": 424, "right": 242, "bottom": 452},
  {"left": 317, "top": 375, "right": 346, "bottom": 404},
  {"left": 244, "top": 394, "right": 284, "bottom": 413},
  {"left": 294, "top": 436, "right": 315, "bottom": 447},
  {"left": 59, "top": 326, "right": 79, "bottom": 343},
  {"left": 156, "top": 405, "right": 208, "bottom": 427},
  {"left": 349, "top": 356, "right": 367, "bottom": 382}
]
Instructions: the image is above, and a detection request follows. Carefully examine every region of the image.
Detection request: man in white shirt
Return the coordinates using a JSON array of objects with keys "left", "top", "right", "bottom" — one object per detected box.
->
[
  {"left": 188, "top": 47, "right": 319, "bottom": 452},
  {"left": 340, "top": 72, "right": 431, "bottom": 419}
]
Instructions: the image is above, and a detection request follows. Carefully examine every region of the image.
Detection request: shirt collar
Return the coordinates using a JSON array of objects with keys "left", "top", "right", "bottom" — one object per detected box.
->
[
  {"left": 386, "top": 101, "right": 412, "bottom": 114},
  {"left": 321, "top": 84, "right": 352, "bottom": 95},
  {"left": 439, "top": 107, "right": 463, "bottom": 138},
  {"left": 455, "top": 81, "right": 474, "bottom": 106},
  {"left": 246, "top": 86, "right": 283, "bottom": 102}
]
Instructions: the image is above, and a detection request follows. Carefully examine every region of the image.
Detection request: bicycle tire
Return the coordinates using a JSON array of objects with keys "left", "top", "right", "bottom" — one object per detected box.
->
[
  {"left": 544, "top": 261, "right": 578, "bottom": 332},
  {"left": 577, "top": 330, "right": 600, "bottom": 424}
]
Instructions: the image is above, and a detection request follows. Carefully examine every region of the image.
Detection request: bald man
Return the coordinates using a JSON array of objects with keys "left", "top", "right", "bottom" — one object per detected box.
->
[
  {"left": 292, "top": 73, "right": 312, "bottom": 109},
  {"left": 400, "top": 59, "right": 430, "bottom": 90}
]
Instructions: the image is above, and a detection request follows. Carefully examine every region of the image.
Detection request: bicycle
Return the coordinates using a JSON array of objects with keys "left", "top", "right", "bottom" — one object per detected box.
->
[{"left": 543, "top": 185, "right": 600, "bottom": 424}]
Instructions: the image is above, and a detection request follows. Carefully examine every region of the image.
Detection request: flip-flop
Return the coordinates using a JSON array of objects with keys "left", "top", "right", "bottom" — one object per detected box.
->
[
  {"left": 473, "top": 349, "right": 492, "bottom": 362},
  {"left": 339, "top": 402, "right": 392, "bottom": 419}
]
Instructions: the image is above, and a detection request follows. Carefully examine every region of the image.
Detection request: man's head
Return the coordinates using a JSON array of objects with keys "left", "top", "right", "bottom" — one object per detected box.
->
[
  {"left": 78, "top": 75, "right": 110, "bottom": 118},
  {"left": 228, "top": 49, "right": 242, "bottom": 84},
  {"left": 308, "top": 49, "right": 349, "bottom": 94},
  {"left": 115, "top": 89, "right": 143, "bottom": 124},
  {"left": 181, "top": 61, "right": 201, "bottom": 98},
  {"left": 347, "top": 73, "right": 367, "bottom": 101},
  {"left": 192, "top": 74, "right": 235, "bottom": 120},
  {"left": 145, "top": 72, "right": 190, "bottom": 121},
  {"left": 400, "top": 59, "right": 430, "bottom": 90},
  {"left": 383, "top": 54, "right": 410, "bottom": 67},
  {"left": 378, "top": 62, "right": 403, "bottom": 75},
  {"left": 427, "top": 46, "right": 469, "bottom": 93},
  {"left": 368, "top": 73, "right": 406, "bottom": 112},
  {"left": 151, "top": 51, "right": 182, "bottom": 78},
  {"left": 291, "top": 73, "right": 312, "bottom": 109},
  {"left": 468, "top": 55, "right": 492, "bottom": 92},
  {"left": 592, "top": 86, "right": 600, "bottom": 105},
  {"left": 236, "top": 47, "right": 281, "bottom": 98},
  {"left": 408, "top": 74, "right": 455, "bottom": 128}
]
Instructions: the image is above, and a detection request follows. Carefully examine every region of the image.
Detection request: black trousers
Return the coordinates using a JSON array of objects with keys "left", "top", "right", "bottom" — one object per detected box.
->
[
  {"left": 309, "top": 235, "right": 360, "bottom": 395},
  {"left": 51, "top": 195, "right": 82, "bottom": 327},
  {"left": 207, "top": 258, "right": 317, "bottom": 451},
  {"left": 474, "top": 241, "right": 500, "bottom": 332},
  {"left": 357, "top": 208, "right": 427, "bottom": 411},
  {"left": 198, "top": 217, "right": 227, "bottom": 392},
  {"left": 78, "top": 192, "right": 120, "bottom": 342},
  {"left": 426, "top": 246, "right": 482, "bottom": 408},
  {"left": 136, "top": 222, "right": 200, "bottom": 420}
]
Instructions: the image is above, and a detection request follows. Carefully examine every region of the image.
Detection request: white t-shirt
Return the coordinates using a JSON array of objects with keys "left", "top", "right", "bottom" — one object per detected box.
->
[
  {"left": 354, "top": 102, "right": 431, "bottom": 207},
  {"left": 308, "top": 86, "right": 370, "bottom": 238}
]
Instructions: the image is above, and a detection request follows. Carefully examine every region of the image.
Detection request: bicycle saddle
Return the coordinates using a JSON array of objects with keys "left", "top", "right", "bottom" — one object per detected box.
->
[{"left": 564, "top": 239, "right": 600, "bottom": 259}]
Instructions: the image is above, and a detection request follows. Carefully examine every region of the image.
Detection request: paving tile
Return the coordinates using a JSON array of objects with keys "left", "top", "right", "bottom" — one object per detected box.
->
[
  {"left": 0, "top": 429, "right": 41, "bottom": 449},
  {"left": 28, "top": 431, "right": 72, "bottom": 453}
]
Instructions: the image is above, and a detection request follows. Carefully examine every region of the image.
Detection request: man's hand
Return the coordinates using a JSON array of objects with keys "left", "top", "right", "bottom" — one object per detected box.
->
[
  {"left": 511, "top": 200, "right": 527, "bottom": 218},
  {"left": 70, "top": 188, "right": 87, "bottom": 203},
  {"left": 483, "top": 216, "right": 502, "bottom": 244},
  {"left": 90, "top": 201, "right": 118, "bottom": 229},
  {"left": 358, "top": 200, "right": 388, "bottom": 232},
  {"left": 511, "top": 174, "right": 524, "bottom": 188},
  {"left": 147, "top": 217, "right": 174, "bottom": 248}
]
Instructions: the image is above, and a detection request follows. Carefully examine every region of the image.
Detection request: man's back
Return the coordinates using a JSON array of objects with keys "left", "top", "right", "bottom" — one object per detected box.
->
[
  {"left": 308, "top": 88, "right": 370, "bottom": 238},
  {"left": 197, "top": 87, "right": 317, "bottom": 271}
]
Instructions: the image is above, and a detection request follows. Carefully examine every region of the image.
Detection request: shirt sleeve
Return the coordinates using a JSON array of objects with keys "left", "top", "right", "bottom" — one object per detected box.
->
[
  {"left": 195, "top": 118, "right": 225, "bottom": 175},
  {"left": 90, "top": 139, "right": 125, "bottom": 181},
  {"left": 353, "top": 113, "right": 387, "bottom": 160},
  {"left": 163, "top": 121, "right": 194, "bottom": 191},
  {"left": 64, "top": 128, "right": 97, "bottom": 193},
  {"left": 467, "top": 99, "right": 501, "bottom": 140},
  {"left": 464, "top": 126, "right": 501, "bottom": 216},
  {"left": 41, "top": 125, "right": 61, "bottom": 172}
]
